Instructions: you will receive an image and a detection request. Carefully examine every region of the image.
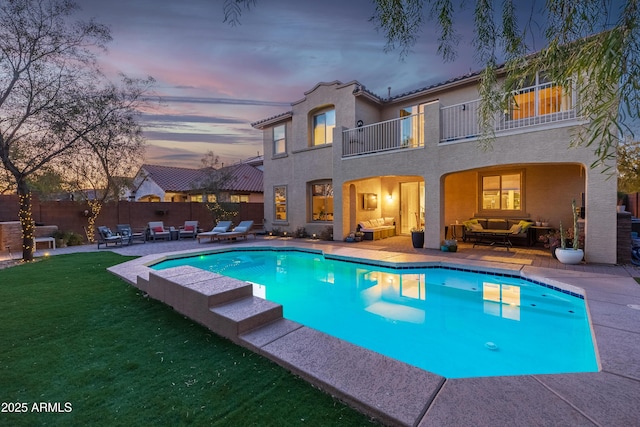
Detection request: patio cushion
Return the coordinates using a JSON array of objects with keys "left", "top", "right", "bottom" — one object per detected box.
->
[
  {"left": 463, "top": 219, "right": 479, "bottom": 231},
  {"left": 518, "top": 220, "right": 533, "bottom": 231},
  {"left": 469, "top": 223, "right": 483, "bottom": 231}
]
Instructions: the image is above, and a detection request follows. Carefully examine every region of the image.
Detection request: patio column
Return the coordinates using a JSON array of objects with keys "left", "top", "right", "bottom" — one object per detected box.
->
[
  {"left": 424, "top": 177, "right": 443, "bottom": 249},
  {"left": 584, "top": 166, "right": 617, "bottom": 264}
]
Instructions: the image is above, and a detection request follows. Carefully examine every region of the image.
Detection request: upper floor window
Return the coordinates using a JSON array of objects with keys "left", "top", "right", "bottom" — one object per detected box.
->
[
  {"left": 312, "top": 108, "right": 335, "bottom": 146},
  {"left": 480, "top": 172, "right": 522, "bottom": 211},
  {"left": 508, "top": 72, "right": 573, "bottom": 120},
  {"left": 273, "top": 124, "right": 286, "bottom": 155}
]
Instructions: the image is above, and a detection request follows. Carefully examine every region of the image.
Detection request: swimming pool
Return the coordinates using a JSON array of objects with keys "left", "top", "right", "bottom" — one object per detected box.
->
[{"left": 152, "top": 248, "right": 598, "bottom": 378}]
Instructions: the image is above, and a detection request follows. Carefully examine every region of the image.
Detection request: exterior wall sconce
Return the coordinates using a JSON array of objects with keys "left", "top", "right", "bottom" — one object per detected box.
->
[{"left": 386, "top": 194, "right": 393, "bottom": 201}]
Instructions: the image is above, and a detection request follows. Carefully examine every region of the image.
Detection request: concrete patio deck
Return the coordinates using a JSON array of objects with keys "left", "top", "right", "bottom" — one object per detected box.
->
[{"left": 8, "top": 236, "right": 640, "bottom": 426}]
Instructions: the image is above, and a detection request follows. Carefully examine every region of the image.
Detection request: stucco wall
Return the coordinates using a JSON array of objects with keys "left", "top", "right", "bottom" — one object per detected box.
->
[{"left": 258, "top": 79, "right": 618, "bottom": 263}]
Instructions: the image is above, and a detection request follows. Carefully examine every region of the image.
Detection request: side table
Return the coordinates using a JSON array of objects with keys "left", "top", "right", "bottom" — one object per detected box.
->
[{"left": 530, "top": 226, "right": 553, "bottom": 246}]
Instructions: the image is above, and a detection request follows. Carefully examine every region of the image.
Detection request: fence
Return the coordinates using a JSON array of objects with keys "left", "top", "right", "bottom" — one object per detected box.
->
[{"left": 0, "top": 195, "right": 264, "bottom": 241}]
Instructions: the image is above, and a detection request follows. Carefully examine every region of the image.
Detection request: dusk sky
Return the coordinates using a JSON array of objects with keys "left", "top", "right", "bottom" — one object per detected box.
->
[{"left": 74, "top": 0, "right": 628, "bottom": 169}]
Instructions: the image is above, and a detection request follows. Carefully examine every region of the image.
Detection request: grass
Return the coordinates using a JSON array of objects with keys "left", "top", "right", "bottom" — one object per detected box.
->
[{"left": 0, "top": 252, "right": 376, "bottom": 426}]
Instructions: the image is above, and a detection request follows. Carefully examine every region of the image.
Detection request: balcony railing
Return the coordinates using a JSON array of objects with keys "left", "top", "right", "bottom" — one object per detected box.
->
[
  {"left": 341, "top": 81, "right": 578, "bottom": 157},
  {"left": 342, "top": 113, "right": 424, "bottom": 158},
  {"left": 440, "top": 81, "right": 578, "bottom": 143}
]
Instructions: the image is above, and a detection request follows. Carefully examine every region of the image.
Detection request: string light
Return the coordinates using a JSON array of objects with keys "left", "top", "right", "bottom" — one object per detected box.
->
[
  {"left": 18, "top": 192, "right": 35, "bottom": 260},
  {"left": 205, "top": 201, "right": 238, "bottom": 223},
  {"left": 86, "top": 200, "right": 102, "bottom": 243}
]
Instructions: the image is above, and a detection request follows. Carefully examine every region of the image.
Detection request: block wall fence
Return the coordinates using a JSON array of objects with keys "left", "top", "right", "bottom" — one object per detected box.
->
[{"left": 0, "top": 195, "right": 264, "bottom": 241}]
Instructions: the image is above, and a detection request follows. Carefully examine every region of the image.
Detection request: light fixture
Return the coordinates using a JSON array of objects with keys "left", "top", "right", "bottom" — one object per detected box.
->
[
  {"left": 386, "top": 194, "right": 393, "bottom": 201},
  {"left": 461, "top": 104, "right": 466, "bottom": 111}
]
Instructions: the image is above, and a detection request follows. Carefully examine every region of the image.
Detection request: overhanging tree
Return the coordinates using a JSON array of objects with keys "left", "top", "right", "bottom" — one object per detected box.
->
[
  {"left": 224, "top": 0, "right": 639, "bottom": 170},
  {"left": 196, "top": 151, "right": 237, "bottom": 222},
  {"left": 0, "top": 0, "right": 152, "bottom": 261}
]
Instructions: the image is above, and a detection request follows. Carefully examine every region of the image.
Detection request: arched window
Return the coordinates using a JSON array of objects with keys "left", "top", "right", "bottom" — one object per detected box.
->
[{"left": 310, "top": 107, "right": 335, "bottom": 146}]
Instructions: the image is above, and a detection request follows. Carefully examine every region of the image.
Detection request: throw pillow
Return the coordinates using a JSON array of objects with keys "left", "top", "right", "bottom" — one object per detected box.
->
[
  {"left": 184, "top": 225, "right": 194, "bottom": 231},
  {"left": 509, "top": 224, "right": 522, "bottom": 234},
  {"left": 518, "top": 220, "right": 533, "bottom": 231},
  {"left": 470, "top": 223, "right": 484, "bottom": 231},
  {"left": 462, "top": 219, "right": 479, "bottom": 231},
  {"left": 153, "top": 226, "right": 164, "bottom": 233}
]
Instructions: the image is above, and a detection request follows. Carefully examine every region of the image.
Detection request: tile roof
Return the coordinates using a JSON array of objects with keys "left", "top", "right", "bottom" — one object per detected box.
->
[
  {"left": 225, "top": 162, "right": 263, "bottom": 193},
  {"left": 141, "top": 164, "right": 207, "bottom": 192},
  {"left": 140, "top": 163, "right": 263, "bottom": 193}
]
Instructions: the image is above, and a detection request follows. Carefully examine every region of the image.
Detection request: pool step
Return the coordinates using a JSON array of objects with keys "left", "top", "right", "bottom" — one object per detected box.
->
[{"left": 146, "top": 266, "right": 282, "bottom": 343}]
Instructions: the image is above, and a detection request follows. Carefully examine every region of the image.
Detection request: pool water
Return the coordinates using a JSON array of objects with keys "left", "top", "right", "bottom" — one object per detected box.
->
[{"left": 153, "top": 249, "right": 598, "bottom": 378}]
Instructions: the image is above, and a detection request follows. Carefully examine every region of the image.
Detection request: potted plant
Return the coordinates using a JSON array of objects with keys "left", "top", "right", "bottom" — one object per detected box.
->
[
  {"left": 411, "top": 228, "right": 424, "bottom": 248},
  {"left": 555, "top": 199, "right": 584, "bottom": 264},
  {"left": 440, "top": 239, "right": 458, "bottom": 252}
]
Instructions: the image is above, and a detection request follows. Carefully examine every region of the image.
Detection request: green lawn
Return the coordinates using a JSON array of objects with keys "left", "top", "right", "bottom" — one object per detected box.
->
[{"left": 0, "top": 252, "right": 376, "bottom": 426}]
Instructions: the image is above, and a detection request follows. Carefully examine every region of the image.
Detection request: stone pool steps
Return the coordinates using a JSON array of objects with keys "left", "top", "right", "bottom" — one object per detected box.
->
[
  {"left": 141, "top": 265, "right": 283, "bottom": 343},
  {"left": 136, "top": 264, "right": 444, "bottom": 427}
]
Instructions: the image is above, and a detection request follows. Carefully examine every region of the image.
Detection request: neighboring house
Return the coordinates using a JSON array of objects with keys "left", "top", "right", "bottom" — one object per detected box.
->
[
  {"left": 252, "top": 74, "right": 618, "bottom": 264},
  {"left": 126, "top": 159, "right": 264, "bottom": 203}
]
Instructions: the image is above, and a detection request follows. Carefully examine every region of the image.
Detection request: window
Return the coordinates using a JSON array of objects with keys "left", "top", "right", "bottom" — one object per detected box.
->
[
  {"left": 481, "top": 172, "right": 522, "bottom": 211},
  {"left": 310, "top": 181, "right": 333, "bottom": 221},
  {"left": 509, "top": 72, "right": 573, "bottom": 120},
  {"left": 400, "top": 104, "right": 425, "bottom": 147},
  {"left": 230, "top": 194, "right": 249, "bottom": 203},
  {"left": 274, "top": 186, "right": 287, "bottom": 221},
  {"left": 273, "top": 124, "right": 286, "bottom": 155},
  {"left": 312, "top": 109, "right": 335, "bottom": 146},
  {"left": 189, "top": 194, "right": 203, "bottom": 202}
]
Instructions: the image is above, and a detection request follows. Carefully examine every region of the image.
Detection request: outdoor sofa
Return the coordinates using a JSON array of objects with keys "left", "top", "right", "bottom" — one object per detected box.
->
[
  {"left": 357, "top": 217, "right": 396, "bottom": 240},
  {"left": 462, "top": 218, "right": 534, "bottom": 249}
]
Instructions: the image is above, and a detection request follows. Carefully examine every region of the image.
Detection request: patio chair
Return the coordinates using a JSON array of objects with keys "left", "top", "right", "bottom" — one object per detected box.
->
[
  {"left": 117, "top": 224, "right": 146, "bottom": 245},
  {"left": 178, "top": 220, "right": 199, "bottom": 240},
  {"left": 147, "top": 221, "right": 171, "bottom": 241},
  {"left": 96, "top": 226, "right": 123, "bottom": 249},
  {"left": 196, "top": 221, "right": 233, "bottom": 243},
  {"left": 213, "top": 220, "right": 256, "bottom": 242}
]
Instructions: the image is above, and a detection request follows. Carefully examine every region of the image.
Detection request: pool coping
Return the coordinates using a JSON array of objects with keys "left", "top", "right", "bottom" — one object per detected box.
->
[{"left": 107, "top": 240, "right": 640, "bottom": 426}]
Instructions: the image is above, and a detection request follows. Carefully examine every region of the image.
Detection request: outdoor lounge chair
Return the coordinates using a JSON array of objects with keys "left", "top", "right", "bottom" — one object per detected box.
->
[
  {"left": 178, "top": 220, "right": 199, "bottom": 240},
  {"left": 148, "top": 221, "right": 171, "bottom": 241},
  {"left": 117, "top": 224, "right": 146, "bottom": 244},
  {"left": 196, "top": 221, "right": 233, "bottom": 243},
  {"left": 96, "top": 226, "right": 123, "bottom": 249},
  {"left": 213, "top": 220, "right": 256, "bottom": 242}
]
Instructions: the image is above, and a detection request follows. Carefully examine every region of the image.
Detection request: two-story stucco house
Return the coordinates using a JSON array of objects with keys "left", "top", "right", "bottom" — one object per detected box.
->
[{"left": 252, "top": 71, "right": 617, "bottom": 264}]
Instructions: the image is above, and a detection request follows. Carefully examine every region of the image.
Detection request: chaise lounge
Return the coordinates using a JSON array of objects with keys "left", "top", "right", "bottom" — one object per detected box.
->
[
  {"left": 196, "top": 221, "right": 233, "bottom": 243},
  {"left": 213, "top": 220, "right": 256, "bottom": 242}
]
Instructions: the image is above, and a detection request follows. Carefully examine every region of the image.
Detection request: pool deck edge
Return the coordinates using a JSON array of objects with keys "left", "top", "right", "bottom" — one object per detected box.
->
[{"left": 107, "top": 241, "right": 640, "bottom": 426}]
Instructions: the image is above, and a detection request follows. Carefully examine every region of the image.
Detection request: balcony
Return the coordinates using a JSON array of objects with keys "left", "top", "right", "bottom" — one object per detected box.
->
[
  {"left": 441, "top": 81, "right": 578, "bottom": 143},
  {"left": 342, "top": 113, "right": 424, "bottom": 158},
  {"left": 341, "top": 81, "right": 579, "bottom": 158}
]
